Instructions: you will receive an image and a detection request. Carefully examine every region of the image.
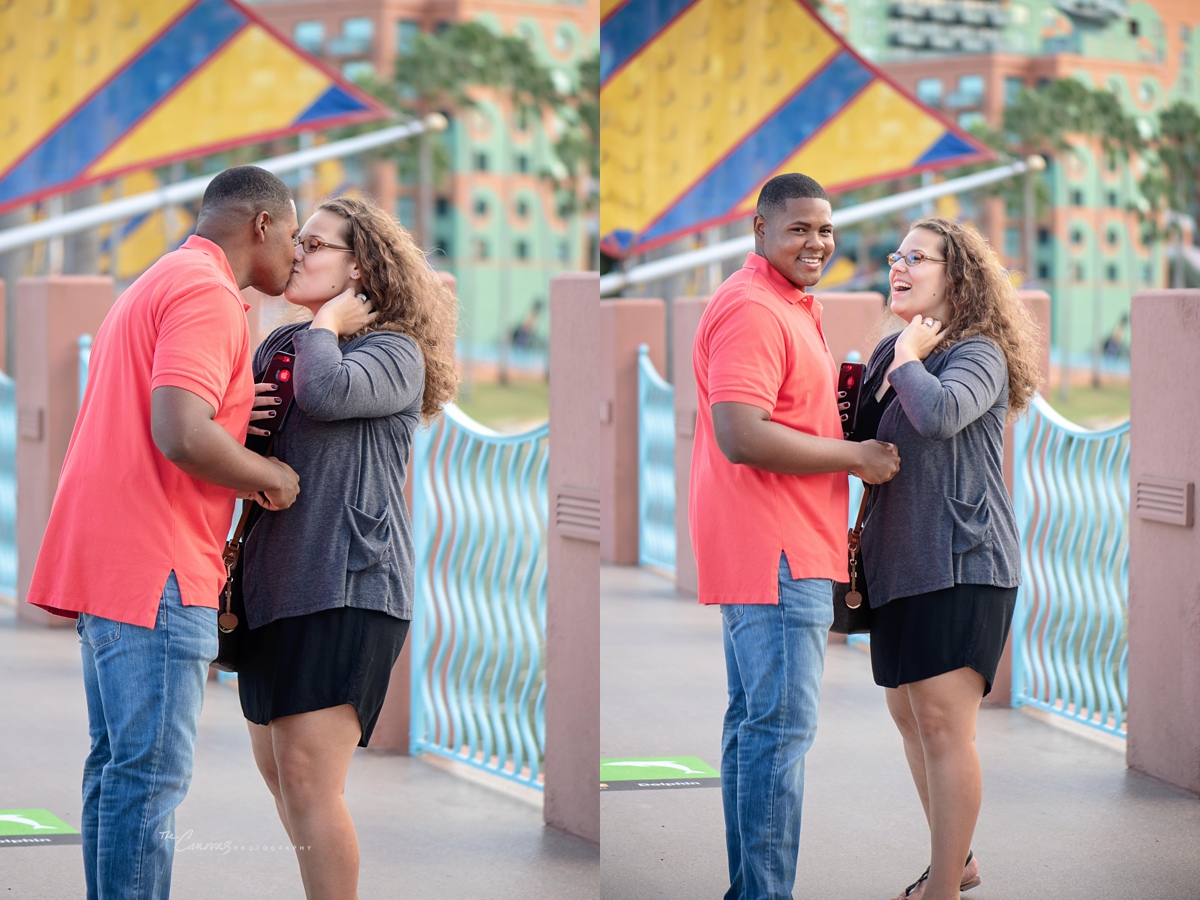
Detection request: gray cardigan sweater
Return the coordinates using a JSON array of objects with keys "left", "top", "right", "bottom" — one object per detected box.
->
[
  {"left": 859, "top": 331, "right": 1021, "bottom": 607},
  {"left": 242, "top": 322, "right": 425, "bottom": 628}
]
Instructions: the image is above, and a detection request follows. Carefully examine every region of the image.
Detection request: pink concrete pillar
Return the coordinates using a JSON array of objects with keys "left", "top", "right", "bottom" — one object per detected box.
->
[
  {"left": 545, "top": 272, "right": 600, "bottom": 843},
  {"left": 599, "top": 299, "right": 665, "bottom": 565},
  {"left": 1126, "top": 289, "right": 1200, "bottom": 793},
  {"left": 16, "top": 277, "right": 115, "bottom": 625},
  {"left": 672, "top": 298, "right": 707, "bottom": 597},
  {"left": 985, "top": 290, "right": 1052, "bottom": 708},
  {"left": 812, "top": 291, "right": 886, "bottom": 364}
]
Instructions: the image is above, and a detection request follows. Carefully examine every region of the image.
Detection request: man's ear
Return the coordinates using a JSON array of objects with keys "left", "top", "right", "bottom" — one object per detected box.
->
[
  {"left": 254, "top": 210, "right": 270, "bottom": 243},
  {"left": 752, "top": 213, "right": 766, "bottom": 242}
]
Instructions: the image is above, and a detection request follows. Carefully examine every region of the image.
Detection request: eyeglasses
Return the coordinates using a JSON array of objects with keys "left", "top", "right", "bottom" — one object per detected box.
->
[
  {"left": 294, "top": 236, "right": 354, "bottom": 255},
  {"left": 887, "top": 251, "right": 946, "bottom": 268}
]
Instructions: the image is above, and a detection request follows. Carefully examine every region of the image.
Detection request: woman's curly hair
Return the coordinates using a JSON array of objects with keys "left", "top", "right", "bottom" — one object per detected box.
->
[
  {"left": 902, "top": 216, "right": 1042, "bottom": 419},
  {"left": 319, "top": 197, "right": 459, "bottom": 420}
]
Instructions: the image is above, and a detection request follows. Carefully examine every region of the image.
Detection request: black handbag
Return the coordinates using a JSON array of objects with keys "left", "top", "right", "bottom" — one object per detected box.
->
[
  {"left": 213, "top": 348, "right": 295, "bottom": 672},
  {"left": 213, "top": 502, "right": 255, "bottom": 673},
  {"left": 831, "top": 489, "right": 872, "bottom": 635}
]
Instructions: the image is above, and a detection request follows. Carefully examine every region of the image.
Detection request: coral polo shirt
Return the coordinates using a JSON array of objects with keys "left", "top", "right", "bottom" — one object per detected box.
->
[
  {"left": 26, "top": 235, "right": 254, "bottom": 628},
  {"left": 689, "top": 252, "right": 849, "bottom": 605}
]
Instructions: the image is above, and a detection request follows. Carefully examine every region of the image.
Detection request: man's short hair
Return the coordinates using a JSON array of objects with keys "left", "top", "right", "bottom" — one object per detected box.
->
[
  {"left": 756, "top": 173, "right": 829, "bottom": 218},
  {"left": 198, "top": 166, "right": 293, "bottom": 224}
]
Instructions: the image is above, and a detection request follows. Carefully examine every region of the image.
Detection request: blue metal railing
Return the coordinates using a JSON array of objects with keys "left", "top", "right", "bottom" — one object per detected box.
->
[
  {"left": 78, "top": 334, "right": 92, "bottom": 407},
  {"left": 0, "top": 372, "right": 15, "bottom": 598},
  {"left": 637, "top": 345, "right": 676, "bottom": 574},
  {"left": 410, "top": 404, "right": 548, "bottom": 790},
  {"left": 1012, "top": 395, "right": 1130, "bottom": 737}
]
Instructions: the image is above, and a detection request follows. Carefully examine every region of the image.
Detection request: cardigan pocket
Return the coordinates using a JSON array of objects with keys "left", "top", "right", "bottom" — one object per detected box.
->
[
  {"left": 947, "top": 496, "right": 993, "bottom": 554},
  {"left": 346, "top": 503, "right": 393, "bottom": 571}
]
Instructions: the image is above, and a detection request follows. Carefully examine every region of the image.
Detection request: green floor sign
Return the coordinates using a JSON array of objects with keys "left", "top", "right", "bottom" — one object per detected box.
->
[
  {"left": 600, "top": 756, "right": 721, "bottom": 791},
  {"left": 0, "top": 809, "right": 82, "bottom": 847}
]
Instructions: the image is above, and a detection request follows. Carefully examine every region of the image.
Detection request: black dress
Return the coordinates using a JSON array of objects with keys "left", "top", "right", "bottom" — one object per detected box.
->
[
  {"left": 856, "top": 381, "right": 1016, "bottom": 696},
  {"left": 238, "top": 606, "right": 409, "bottom": 748}
]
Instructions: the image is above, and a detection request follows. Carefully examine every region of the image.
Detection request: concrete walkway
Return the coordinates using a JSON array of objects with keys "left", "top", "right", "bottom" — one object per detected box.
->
[
  {"left": 0, "top": 601, "right": 598, "bottom": 900},
  {"left": 602, "top": 564, "right": 1200, "bottom": 900}
]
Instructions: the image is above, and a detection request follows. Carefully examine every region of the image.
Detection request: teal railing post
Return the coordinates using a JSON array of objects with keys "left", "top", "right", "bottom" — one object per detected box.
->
[
  {"left": 1011, "top": 395, "right": 1130, "bottom": 737},
  {"left": 410, "top": 404, "right": 549, "bottom": 790},
  {"left": 78, "top": 334, "right": 93, "bottom": 408},
  {"left": 636, "top": 344, "right": 676, "bottom": 574}
]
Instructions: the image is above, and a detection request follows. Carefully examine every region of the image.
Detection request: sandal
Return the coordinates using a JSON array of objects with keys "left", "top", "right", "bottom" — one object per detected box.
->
[{"left": 894, "top": 850, "right": 980, "bottom": 898}]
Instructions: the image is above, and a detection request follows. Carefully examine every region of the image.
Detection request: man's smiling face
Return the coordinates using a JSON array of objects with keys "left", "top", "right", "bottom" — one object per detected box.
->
[{"left": 753, "top": 196, "right": 835, "bottom": 289}]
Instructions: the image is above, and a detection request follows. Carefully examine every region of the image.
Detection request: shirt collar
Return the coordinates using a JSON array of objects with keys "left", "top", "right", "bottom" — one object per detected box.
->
[
  {"left": 181, "top": 234, "right": 251, "bottom": 311},
  {"left": 743, "top": 252, "right": 815, "bottom": 308}
]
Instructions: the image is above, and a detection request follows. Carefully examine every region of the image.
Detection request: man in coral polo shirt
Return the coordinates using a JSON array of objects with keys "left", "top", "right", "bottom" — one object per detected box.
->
[
  {"left": 690, "top": 173, "right": 901, "bottom": 900},
  {"left": 26, "top": 166, "right": 301, "bottom": 900}
]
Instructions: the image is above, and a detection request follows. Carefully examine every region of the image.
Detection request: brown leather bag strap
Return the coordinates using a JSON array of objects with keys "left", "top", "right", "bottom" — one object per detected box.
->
[{"left": 849, "top": 488, "right": 870, "bottom": 542}]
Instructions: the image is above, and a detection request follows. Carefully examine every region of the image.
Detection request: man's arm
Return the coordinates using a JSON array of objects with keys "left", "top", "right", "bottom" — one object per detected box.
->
[
  {"left": 151, "top": 386, "right": 299, "bottom": 510},
  {"left": 711, "top": 401, "right": 899, "bottom": 484}
]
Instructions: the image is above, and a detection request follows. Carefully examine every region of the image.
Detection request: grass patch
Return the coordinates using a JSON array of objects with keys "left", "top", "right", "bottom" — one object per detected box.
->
[
  {"left": 456, "top": 378, "right": 549, "bottom": 433},
  {"left": 1045, "top": 379, "right": 1130, "bottom": 429}
]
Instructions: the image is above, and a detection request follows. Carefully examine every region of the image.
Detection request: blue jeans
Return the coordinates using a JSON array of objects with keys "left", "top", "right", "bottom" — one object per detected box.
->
[
  {"left": 720, "top": 556, "right": 833, "bottom": 900},
  {"left": 76, "top": 572, "right": 217, "bottom": 900}
]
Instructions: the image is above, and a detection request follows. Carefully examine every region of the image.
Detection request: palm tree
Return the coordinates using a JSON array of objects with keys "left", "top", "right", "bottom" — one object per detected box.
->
[
  {"left": 1137, "top": 101, "right": 1200, "bottom": 290},
  {"left": 389, "top": 22, "right": 566, "bottom": 386}
]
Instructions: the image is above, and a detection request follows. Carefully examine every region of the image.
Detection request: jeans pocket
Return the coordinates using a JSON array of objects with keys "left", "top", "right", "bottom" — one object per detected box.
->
[
  {"left": 80, "top": 614, "right": 121, "bottom": 649},
  {"left": 721, "top": 603, "right": 744, "bottom": 623}
]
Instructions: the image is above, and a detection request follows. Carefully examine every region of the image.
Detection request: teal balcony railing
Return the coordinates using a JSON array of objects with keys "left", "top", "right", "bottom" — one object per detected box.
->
[
  {"left": 1012, "top": 395, "right": 1130, "bottom": 737},
  {"left": 637, "top": 345, "right": 676, "bottom": 574},
  {"left": 410, "top": 404, "right": 549, "bottom": 790}
]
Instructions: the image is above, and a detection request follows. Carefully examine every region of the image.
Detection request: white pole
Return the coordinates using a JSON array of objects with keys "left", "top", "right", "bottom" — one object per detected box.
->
[
  {"left": 600, "top": 157, "right": 1041, "bottom": 296},
  {"left": 0, "top": 114, "right": 449, "bottom": 256}
]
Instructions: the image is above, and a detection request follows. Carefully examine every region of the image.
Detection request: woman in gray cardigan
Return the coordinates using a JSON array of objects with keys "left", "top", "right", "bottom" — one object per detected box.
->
[
  {"left": 238, "top": 198, "right": 458, "bottom": 899},
  {"left": 856, "top": 217, "right": 1040, "bottom": 900}
]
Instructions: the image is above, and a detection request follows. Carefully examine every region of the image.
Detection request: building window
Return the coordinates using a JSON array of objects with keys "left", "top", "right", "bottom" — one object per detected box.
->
[
  {"left": 515, "top": 240, "right": 530, "bottom": 259},
  {"left": 957, "top": 112, "right": 984, "bottom": 130},
  {"left": 474, "top": 238, "right": 489, "bottom": 260},
  {"left": 516, "top": 199, "right": 530, "bottom": 218},
  {"left": 396, "top": 196, "right": 415, "bottom": 227},
  {"left": 1073, "top": 263, "right": 1085, "bottom": 281},
  {"left": 435, "top": 197, "right": 450, "bottom": 217},
  {"left": 331, "top": 17, "right": 374, "bottom": 55},
  {"left": 1037, "top": 227, "right": 1050, "bottom": 245},
  {"left": 516, "top": 154, "right": 531, "bottom": 174},
  {"left": 1143, "top": 262, "right": 1154, "bottom": 283},
  {"left": 916, "top": 78, "right": 943, "bottom": 106},
  {"left": 294, "top": 21, "right": 324, "bottom": 53},
  {"left": 956, "top": 74, "right": 985, "bottom": 107},
  {"left": 474, "top": 152, "right": 489, "bottom": 172},
  {"left": 1129, "top": 19, "right": 1139, "bottom": 36},
  {"left": 1071, "top": 190, "right": 1085, "bottom": 206},
  {"left": 557, "top": 240, "right": 571, "bottom": 262},
  {"left": 1108, "top": 229, "right": 1120, "bottom": 246},
  {"left": 1106, "top": 263, "right": 1119, "bottom": 282},
  {"left": 1071, "top": 228, "right": 1083, "bottom": 245},
  {"left": 1004, "top": 76, "right": 1024, "bottom": 105},
  {"left": 341, "top": 61, "right": 374, "bottom": 81},
  {"left": 1107, "top": 190, "right": 1119, "bottom": 208},
  {"left": 1004, "top": 228, "right": 1021, "bottom": 256},
  {"left": 1038, "top": 263, "right": 1051, "bottom": 280},
  {"left": 553, "top": 25, "right": 575, "bottom": 53},
  {"left": 474, "top": 198, "right": 488, "bottom": 216},
  {"left": 396, "top": 20, "right": 420, "bottom": 54},
  {"left": 344, "top": 17, "right": 374, "bottom": 42}
]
